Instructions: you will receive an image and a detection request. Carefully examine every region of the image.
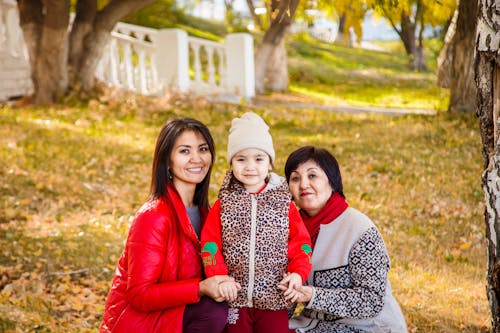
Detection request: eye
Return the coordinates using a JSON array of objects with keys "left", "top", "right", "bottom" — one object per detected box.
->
[
  {"left": 179, "top": 148, "right": 190, "bottom": 154},
  {"left": 199, "top": 146, "right": 209, "bottom": 152},
  {"left": 290, "top": 175, "right": 300, "bottom": 182},
  {"left": 308, "top": 173, "right": 317, "bottom": 179}
]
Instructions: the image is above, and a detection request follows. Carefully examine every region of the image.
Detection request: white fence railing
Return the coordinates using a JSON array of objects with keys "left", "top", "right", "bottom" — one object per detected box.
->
[
  {"left": 0, "top": 0, "right": 33, "bottom": 101},
  {"left": 0, "top": 2, "right": 255, "bottom": 101},
  {"left": 95, "top": 23, "right": 160, "bottom": 95},
  {"left": 188, "top": 35, "right": 227, "bottom": 94},
  {"left": 95, "top": 22, "right": 255, "bottom": 99},
  {"left": 0, "top": 0, "right": 25, "bottom": 57},
  {"left": 309, "top": 28, "right": 337, "bottom": 43}
]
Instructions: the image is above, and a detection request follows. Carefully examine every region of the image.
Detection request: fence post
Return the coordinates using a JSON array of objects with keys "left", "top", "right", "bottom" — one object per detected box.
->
[
  {"left": 155, "top": 29, "right": 189, "bottom": 93},
  {"left": 0, "top": 0, "right": 33, "bottom": 101},
  {"left": 225, "top": 33, "right": 255, "bottom": 99}
]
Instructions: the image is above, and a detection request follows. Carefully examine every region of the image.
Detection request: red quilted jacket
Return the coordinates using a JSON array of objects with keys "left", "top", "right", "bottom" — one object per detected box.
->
[{"left": 100, "top": 185, "right": 206, "bottom": 333}]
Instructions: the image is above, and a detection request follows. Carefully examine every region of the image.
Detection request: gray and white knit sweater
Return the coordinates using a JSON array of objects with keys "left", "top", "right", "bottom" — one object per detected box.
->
[{"left": 289, "top": 208, "right": 407, "bottom": 333}]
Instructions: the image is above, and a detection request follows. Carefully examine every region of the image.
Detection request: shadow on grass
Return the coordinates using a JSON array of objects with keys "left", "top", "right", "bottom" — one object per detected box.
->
[{"left": 0, "top": 111, "right": 153, "bottom": 221}]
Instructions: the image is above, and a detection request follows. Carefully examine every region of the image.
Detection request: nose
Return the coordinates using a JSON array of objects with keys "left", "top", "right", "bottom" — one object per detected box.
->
[
  {"left": 190, "top": 151, "right": 202, "bottom": 163},
  {"left": 244, "top": 160, "right": 255, "bottom": 169},
  {"left": 299, "top": 177, "right": 309, "bottom": 190}
]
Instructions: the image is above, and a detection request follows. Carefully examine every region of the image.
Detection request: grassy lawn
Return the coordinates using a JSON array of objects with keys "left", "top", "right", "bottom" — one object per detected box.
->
[
  {"left": 0, "top": 93, "right": 489, "bottom": 332},
  {"left": 286, "top": 35, "right": 448, "bottom": 110}
]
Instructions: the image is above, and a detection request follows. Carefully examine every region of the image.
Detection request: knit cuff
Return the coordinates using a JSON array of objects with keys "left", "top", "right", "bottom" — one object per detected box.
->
[{"left": 305, "top": 287, "right": 317, "bottom": 309}]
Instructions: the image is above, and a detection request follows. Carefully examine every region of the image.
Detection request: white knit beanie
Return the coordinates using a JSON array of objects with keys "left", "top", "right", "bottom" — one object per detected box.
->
[{"left": 227, "top": 112, "right": 275, "bottom": 163}]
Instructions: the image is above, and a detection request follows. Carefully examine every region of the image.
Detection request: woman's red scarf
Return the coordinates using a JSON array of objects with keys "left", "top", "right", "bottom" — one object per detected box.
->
[{"left": 299, "top": 192, "right": 348, "bottom": 248}]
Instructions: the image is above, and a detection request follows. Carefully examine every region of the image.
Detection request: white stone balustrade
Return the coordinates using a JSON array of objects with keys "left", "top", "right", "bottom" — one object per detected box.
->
[
  {"left": 225, "top": 33, "right": 254, "bottom": 99},
  {"left": 0, "top": 3, "right": 255, "bottom": 101},
  {"left": 95, "top": 26, "right": 160, "bottom": 95},
  {"left": 0, "top": 0, "right": 33, "bottom": 101},
  {"left": 96, "top": 22, "right": 255, "bottom": 99},
  {"left": 188, "top": 35, "right": 227, "bottom": 94}
]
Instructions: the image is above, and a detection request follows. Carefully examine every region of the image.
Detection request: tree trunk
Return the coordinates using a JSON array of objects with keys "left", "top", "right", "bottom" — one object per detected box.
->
[
  {"left": 399, "top": 13, "right": 416, "bottom": 57},
  {"left": 379, "top": 1, "right": 428, "bottom": 72},
  {"left": 17, "top": 0, "right": 155, "bottom": 104},
  {"left": 78, "top": 28, "right": 113, "bottom": 92},
  {"left": 437, "top": 9, "right": 458, "bottom": 88},
  {"left": 448, "top": 0, "right": 478, "bottom": 113},
  {"left": 17, "top": 0, "right": 43, "bottom": 92},
  {"left": 31, "top": 0, "right": 69, "bottom": 105},
  {"left": 255, "top": 42, "right": 272, "bottom": 94},
  {"left": 411, "top": 8, "right": 427, "bottom": 72},
  {"left": 411, "top": 46, "right": 427, "bottom": 71},
  {"left": 476, "top": 0, "right": 500, "bottom": 329},
  {"left": 334, "top": 13, "right": 347, "bottom": 45},
  {"left": 265, "top": 29, "right": 289, "bottom": 91},
  {"left": 78, "top": 0, "right": 155, "bottom": 92},
  {"left": 399, "top": 11, "right": 429, "bottom": 71},
  {"left": 254, "top": 0, "right": 298, "bottom": 94},
  {"left": 68, "top": 0, "right": 97, "bottom": 80}
]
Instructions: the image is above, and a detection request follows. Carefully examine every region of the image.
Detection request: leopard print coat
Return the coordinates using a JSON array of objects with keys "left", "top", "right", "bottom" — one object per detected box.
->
[{"left": 219, "top": 171, "right": 291, "bottom": 310}]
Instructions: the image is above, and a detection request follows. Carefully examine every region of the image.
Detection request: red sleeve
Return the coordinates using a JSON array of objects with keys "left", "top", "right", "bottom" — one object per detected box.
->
[
  {"left": 200, "top": 200, "right": 229, "bottom": 276},
  {"left": 125, "top": 209, "right": 201, "bottom": 311},
  {"left": 287, "top": 202, "right": 313, "bottom": 283}
]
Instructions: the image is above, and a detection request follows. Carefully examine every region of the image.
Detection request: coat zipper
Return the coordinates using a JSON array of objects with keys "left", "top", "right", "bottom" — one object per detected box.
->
[{"left": 246, "top": 194, "right": 258, "bottom": 307}]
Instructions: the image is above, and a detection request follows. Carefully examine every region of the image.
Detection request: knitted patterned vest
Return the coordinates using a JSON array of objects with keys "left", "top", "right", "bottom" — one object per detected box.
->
[{"left": 219, "top": 171, "right": 291, "bottom": 310}]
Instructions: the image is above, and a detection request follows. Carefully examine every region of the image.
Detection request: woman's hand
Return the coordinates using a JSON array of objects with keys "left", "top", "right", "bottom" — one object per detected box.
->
[
  {"left": 278, "top": 272, "right": 302, "bottom": 303},
  {"left": 198, "top": 275, "right": 230, "bottom": 302},
  {"left": 199, "top": 275, "right": 238, "bottom": 302},
  {"left": 292, "top": 285, "right": 313, "bottom": 303},
  {"left": 278, "top": 272, "right": 313, "bottom": 303},
  {"left": 279, "top": 272, "right": 302, "bottom": 291}
]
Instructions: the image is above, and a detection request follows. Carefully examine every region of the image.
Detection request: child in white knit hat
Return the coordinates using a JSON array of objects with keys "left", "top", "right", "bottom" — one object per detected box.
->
[{"left": 201, "top": 112, "right": 312, "bottom": 333}]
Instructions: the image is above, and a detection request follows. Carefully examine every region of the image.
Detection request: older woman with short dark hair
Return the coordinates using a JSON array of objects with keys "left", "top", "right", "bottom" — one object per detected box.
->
[{"left": 281, "top": 146, "right": 407, "bottom": 333}]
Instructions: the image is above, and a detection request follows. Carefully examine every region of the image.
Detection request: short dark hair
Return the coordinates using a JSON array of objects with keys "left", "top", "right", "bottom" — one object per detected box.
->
[
  {"left": 150, "top": 117, "right": 215, "bottom": 209},
  {"left": 284, "top": 146, "right": 344, "bottom": 198}
]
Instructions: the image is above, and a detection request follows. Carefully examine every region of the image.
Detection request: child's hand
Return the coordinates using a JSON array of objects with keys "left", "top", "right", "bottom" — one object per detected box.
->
[
  {"left": 278, "top": 272, "right": 302, "bottom": 290},
  {"left": 284, "top": 272, "right": 302, "bottom": 290},
  {"left": 218, "top": 280, "right": 240, "bottom": 302},
  {"left": 278, "top": 272, "right": 304, "bottom": 303}
]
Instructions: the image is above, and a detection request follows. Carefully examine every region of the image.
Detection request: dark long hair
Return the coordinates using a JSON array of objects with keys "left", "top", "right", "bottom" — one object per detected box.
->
[
  {"left": 284, "top": 146, "right": 344, "bottom": 198},
  {"left": 150, "top": 118, "right": 215, "bottom": 209}
]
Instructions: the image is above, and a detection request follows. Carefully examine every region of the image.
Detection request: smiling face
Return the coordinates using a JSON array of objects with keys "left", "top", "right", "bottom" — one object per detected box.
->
[
  {"left": 231, "top": 148, "right": 271, "bottom": 192},
  {"left": 288, "top": 159, "right": 333, "bottom": 217},
  {"left": 169, "top": 130, "right": 212, "bottom": 194}
]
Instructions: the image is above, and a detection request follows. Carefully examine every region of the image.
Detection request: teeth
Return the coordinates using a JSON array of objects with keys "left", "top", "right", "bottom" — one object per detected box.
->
[{"left": 189, "top": 167, "right": 202, "bottom": 172}]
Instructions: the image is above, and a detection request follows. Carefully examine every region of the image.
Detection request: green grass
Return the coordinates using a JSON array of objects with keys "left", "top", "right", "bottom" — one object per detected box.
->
[
  {"left": 0, "top": 92, "right": 489, "bottom": 332},
  {"left": 287, "top": 34, "right": 448, "bottom": 110}
]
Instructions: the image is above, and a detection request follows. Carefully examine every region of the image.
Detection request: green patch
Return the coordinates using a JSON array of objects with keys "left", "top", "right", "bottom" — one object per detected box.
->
[
  {"left": 302, "top": 244, "right": 313, "bottom": 263},
  {"left": 301, "top": 244, "right": 312, "bottom": 254},
  {"left": 202, "top": 242, "right": 218, "bottom": 266}
]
